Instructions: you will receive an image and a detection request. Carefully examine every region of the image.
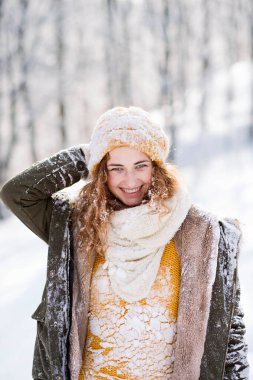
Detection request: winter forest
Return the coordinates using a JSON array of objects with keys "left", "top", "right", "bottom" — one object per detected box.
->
[{"left": 0, "top": 0, "right": 253, "bottom": 378}]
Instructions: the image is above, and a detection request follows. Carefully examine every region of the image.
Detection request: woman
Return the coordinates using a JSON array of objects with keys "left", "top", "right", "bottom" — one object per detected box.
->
[{"left": 0, "top": 106, "right": 249, "bottom": 379}]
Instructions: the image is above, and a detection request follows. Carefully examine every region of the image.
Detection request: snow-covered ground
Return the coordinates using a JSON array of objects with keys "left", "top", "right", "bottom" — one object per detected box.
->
[{"left": 0, "top": 215, "right": 47, "bottom": 379}]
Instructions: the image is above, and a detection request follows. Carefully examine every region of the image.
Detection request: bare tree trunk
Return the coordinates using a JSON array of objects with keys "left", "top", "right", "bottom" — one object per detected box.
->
[
  {"left": 18, "top": 0, "right": 37, "bottom": 161},
  {"left": 105, "top": 0, "right": 117, "bottom": 108},
  {"left": 55, "top": 0, "right": 67, "bottom": 147},
  {"left": 0, "top": 0, "right": 4, "bottom": 183},
  {"left": 118, "top": 0, "right": 132, "bottom": 106},
  {"left": 224, "top": 0, "right": 241, "bottom": 127},
  {"left": 249, "top": 2, "right": 253, "bottom": 139},
  {"left": 160, "top": 0, "right": 176, "bottom": 161},
  {"left": 105, "top": 0, "right": 132, "bottom": 107},
  {"left": 144, "top": 0, "right": 176, "bottom": 160},
  {"left": 176, "top": 0, "right": 188, "bottom": 111},
  {"left": 227, "top": 0, "right": 239, "bottom": 64},
  {"left": 1, "top": 19, "right": 19, "bottom": 180},
  {"left": 0, "top": 0, "right": 3, "bottom": 219},
  {"left": 159, "top": 0, "right": 170, "bottom": 106},
  {"left": 200, "top": 0, "right": 211, "bottom": 132}
]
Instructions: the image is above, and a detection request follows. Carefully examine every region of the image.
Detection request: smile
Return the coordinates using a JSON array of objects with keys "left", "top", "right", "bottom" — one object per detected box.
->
[{"left": 121, "top": 186, "right": 142, "bottom": 194}]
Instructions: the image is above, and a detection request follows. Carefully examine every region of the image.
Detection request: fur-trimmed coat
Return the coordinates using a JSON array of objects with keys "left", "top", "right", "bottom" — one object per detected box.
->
[{"left": 0, "top": 146, "right": 249, "bottom": 380}]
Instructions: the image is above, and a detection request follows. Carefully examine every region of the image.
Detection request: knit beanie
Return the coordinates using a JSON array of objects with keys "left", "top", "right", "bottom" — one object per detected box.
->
[{"left": 86, "top": 106, "right": 170, "bottom": 177}]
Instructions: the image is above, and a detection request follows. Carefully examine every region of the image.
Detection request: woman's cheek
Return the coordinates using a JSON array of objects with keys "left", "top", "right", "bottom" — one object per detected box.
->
[{"left": 107, "top": 172, "right": 120, "bottom": 187}]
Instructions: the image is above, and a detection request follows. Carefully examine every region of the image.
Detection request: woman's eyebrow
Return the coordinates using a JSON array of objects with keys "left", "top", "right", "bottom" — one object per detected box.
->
[
  {"left": 107, "top": 160, "right": 150, "bottom": 167},
  {"left": 107, "top": 163, "right": 124, "bottom": 167},
  {"left": 134, "top": 160, "right": 150, "bottom": 164}
]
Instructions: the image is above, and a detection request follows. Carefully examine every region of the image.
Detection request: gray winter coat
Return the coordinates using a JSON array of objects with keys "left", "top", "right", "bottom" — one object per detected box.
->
[{"left": 0, "top": 146, "right": 249, "bottom": 380}]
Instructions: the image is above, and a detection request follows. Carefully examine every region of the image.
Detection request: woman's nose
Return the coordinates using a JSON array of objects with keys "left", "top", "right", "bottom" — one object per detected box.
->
[{"left": 124, "top": 171, "right": 139, "bottom": 187}]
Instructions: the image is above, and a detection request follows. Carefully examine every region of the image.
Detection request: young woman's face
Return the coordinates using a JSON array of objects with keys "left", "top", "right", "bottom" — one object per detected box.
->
[{"left": 106, "top": 147, "right": 153, "bottom": 207}]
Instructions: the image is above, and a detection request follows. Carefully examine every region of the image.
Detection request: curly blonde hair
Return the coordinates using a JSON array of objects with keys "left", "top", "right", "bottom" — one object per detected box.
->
[{"left": 73, "top": 154, "right": 180, "bottom": 258}]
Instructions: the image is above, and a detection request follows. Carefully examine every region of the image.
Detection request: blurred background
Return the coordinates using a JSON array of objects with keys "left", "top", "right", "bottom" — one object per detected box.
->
[{"left": 0, "top": 0, "right": 252, "bottom": 378}]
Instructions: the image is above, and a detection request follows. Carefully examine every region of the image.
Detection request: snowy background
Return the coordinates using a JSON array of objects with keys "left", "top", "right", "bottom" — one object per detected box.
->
[{"left": 0, "top": 0, "right": 253, "bottom": 378}]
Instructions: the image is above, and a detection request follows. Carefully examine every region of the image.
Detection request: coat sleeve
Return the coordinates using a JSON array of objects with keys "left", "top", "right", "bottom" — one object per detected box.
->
[
  {"left": 224, "top": 283, "right": 250, "bottom": 380},
  {"left": 223, "top": 218, "right": 250, "bottom": 380},
  {"left": 0, "top": 145, "right": 89, "bottom": 244}
]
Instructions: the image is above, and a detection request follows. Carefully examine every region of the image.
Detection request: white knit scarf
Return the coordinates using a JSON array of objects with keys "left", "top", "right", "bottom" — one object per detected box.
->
[{"left": 105, "top": 187, "right": 192, "bottom": 302}]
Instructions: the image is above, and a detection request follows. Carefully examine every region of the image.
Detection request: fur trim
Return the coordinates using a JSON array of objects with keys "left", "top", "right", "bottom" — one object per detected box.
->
[
  {"left": 68, "top": 230, "right": 97, "bottom": 380},
  {"left": 173, "top": 206, "right": 220, "bottom": 380}
]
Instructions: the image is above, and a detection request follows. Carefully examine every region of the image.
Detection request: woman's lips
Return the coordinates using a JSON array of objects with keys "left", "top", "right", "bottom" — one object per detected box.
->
[{"left": 120, "top": 186, "right": 142, "bottom": 197}]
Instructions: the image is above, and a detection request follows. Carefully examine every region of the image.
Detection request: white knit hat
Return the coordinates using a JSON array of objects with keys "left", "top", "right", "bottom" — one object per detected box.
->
[{"left": 86, "top": 106, "right": 170, "bottom": 176}]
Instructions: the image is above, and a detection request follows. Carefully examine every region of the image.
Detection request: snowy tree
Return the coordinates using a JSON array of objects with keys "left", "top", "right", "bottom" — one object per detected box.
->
[{"left": 0, "top": 0, "right": 252, "bottom": 180}]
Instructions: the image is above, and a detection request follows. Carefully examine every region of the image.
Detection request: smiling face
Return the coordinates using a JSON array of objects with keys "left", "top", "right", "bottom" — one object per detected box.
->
[{"left": 106, "top": 147, "right": 154, "bottom": 207}]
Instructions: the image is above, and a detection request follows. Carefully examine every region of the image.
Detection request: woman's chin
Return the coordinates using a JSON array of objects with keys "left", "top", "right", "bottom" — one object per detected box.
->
[
  {"left": 122, "top": 198, "right": 142, "bottom": 207},
  {"left": 118, "top": 193, "right": 147, "bottom": 207}
]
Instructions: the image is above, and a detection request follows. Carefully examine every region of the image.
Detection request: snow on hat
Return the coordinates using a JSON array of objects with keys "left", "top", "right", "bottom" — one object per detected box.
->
[{"left": 87, "top": 106, "right": 170, "bottom": 176}]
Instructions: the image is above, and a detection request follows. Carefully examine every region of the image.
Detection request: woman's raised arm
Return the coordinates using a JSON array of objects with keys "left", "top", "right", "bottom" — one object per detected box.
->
[{"left": 0, "top": 145, "right": 88, "bottom": 243}]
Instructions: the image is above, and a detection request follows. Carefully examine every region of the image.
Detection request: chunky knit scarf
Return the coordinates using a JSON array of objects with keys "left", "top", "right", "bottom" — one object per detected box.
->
[{"left": 105, "top": 187, "right": 192, "bottom": 302}]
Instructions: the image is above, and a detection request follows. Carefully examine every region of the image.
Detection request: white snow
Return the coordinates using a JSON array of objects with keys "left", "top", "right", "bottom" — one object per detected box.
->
[{"left": 0, "top": 216, "right": 47, "bottom": 380}]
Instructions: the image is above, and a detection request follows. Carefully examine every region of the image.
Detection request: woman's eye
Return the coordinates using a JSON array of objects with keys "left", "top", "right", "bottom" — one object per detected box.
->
[
  {"left": 110, "top": 167, "right": 123, "bottom": 172},
  {"left": 136, "top": 164, "right": 148, "bottom": 169}
]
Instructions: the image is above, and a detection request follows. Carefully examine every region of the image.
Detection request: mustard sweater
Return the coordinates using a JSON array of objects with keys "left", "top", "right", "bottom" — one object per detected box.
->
[{"left": 78, "top": 239, "right": 180, "bottom": 379}]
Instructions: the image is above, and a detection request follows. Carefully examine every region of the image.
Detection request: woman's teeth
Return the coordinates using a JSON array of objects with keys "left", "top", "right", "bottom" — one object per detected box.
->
[{"left": 122, "top": 187, "right": 141, "bottom": 193}]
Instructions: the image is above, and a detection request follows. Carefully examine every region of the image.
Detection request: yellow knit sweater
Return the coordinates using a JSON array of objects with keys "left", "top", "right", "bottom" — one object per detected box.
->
[{"left": 78, "top": 239, "right": 180, "bottom": 379}]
